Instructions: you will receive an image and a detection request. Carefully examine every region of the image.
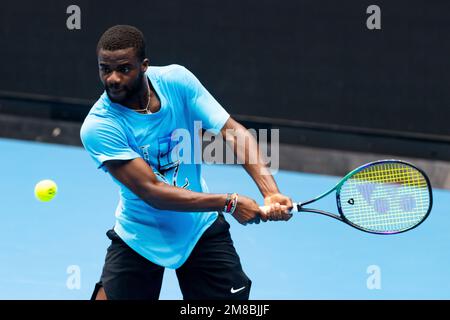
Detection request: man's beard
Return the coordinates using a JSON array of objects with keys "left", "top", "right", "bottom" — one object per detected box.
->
[{"left": 105, "top": 71, "right": 144, "bottom": 104}]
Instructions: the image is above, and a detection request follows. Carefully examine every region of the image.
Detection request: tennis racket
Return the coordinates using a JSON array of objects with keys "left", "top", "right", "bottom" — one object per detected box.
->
[{"left": 261, "top": 159, "right": 432, "bottom": 234}]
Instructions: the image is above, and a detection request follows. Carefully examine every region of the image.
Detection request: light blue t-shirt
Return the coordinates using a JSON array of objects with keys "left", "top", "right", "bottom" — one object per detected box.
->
[{"left": 80, "top": 65, "right": 230, "bottom": 269}]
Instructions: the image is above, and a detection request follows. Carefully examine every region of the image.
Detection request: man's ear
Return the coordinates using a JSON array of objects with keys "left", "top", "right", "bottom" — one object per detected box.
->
[{"left": 141, "top": 58, "right": 149, "bottom": 72}]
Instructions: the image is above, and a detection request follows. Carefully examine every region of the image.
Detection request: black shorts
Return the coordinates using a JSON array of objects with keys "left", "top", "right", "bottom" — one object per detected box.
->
[{"left": 91, "top": 213, "right": 252, "bottom": 300}]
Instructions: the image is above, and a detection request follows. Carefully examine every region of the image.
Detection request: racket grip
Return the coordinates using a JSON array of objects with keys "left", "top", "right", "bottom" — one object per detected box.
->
[{"left": 259, "top": 202, "right": 300, "bottom": 214}]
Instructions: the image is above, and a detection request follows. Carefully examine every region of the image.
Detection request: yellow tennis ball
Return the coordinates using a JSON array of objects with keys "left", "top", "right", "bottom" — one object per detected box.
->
[{"left": 34, "top": 179, "right": 58, "bottom": 202}]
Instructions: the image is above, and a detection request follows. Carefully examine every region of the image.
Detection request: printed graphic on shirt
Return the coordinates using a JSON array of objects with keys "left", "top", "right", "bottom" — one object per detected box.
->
[{"left": 140, "top": 135, "right": 190, "bottom": 189}]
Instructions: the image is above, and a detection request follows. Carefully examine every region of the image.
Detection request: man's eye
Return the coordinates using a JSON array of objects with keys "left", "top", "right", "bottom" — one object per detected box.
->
[
  {"left": 120, "top": 67, "right": 130, "bottom": 73},
  {"left": 101, "top": 67, "right": 111, "bottom": 73}
]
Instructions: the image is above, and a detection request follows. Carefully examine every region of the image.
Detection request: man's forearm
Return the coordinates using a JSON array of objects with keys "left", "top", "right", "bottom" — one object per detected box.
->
[
  {"left": 243, "top": 163, "right": 280, "bottom": 198},
  {"left": 241, "top": 144, "right": 280, "bottom": 198},
  {"left": 140, "top": 181, "right": 227, "bottom": 212},
  {"left": 224, "top": 120, "right": 280, "bottom": 198}
]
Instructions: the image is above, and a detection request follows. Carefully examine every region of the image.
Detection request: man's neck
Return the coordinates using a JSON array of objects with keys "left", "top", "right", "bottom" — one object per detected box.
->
[{"left": 123, "top": 78, "right": 151, "bottom": 111}]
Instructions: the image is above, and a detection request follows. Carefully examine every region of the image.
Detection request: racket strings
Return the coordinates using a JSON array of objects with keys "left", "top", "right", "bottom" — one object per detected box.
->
[
  {"left": 347, "top": 165, "right": 428, "bottom": 231},
  {"left": 339, "top": 162, "right": 430, "bottom": 233},
  {"left": 350, "top": 164, "right": 426, "bottom": 223}
]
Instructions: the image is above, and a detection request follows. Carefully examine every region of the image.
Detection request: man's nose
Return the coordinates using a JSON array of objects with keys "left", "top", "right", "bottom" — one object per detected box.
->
[{"left": 107, "top": 71, "right": 122, "bottom": 86}]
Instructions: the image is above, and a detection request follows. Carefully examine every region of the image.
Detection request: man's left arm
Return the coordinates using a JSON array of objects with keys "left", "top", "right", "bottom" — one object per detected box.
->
[{"left": 221, "top": 117, "right": 293, "bottom": 221}]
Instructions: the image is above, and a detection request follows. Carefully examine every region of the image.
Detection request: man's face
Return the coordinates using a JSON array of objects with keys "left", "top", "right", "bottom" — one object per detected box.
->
[{"left": 97, "top": 48, "right": 148, "bottom": 103}]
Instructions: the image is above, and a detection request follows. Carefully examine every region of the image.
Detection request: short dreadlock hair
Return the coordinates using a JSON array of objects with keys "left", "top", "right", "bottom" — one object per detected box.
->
[{"left": 96, "top": 25, "right": 146, "bottom": 60}]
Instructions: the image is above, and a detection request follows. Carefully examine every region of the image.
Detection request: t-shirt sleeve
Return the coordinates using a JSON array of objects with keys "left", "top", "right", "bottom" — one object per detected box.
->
[
  {"left": 180, "top": 66, "right": 230, "bottom": 134},
  {"left": 80, "top": 117, "right": 141, "bottom": 171}
]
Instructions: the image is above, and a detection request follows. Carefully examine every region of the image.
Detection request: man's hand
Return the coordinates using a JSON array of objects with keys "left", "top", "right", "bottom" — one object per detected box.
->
[
  {"left": 231, "top": 195, "right": 265, "bottom": 225},
  {"left": 262, "top": 193, "right": 293, "bottom": 221}
]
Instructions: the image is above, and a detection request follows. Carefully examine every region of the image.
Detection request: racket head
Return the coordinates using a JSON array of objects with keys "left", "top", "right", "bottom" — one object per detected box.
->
[{"left": 336, "top": 159, "right": 432, "bottom": 234}]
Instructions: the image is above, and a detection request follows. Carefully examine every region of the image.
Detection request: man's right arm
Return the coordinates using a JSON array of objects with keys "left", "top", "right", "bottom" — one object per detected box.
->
[{"left": 105, "top": 158, "right": 264, "bottom": 224}]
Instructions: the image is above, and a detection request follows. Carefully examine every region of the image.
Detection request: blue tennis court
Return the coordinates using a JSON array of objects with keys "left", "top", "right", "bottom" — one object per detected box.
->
[{"left": 1, "top": 137, "right": 449, "bottom": 300}]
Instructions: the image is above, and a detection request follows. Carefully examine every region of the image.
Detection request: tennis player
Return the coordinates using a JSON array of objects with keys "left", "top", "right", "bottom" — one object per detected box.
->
[{"left": 80, "top": 25, "right": 292, "bottom": 300}]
